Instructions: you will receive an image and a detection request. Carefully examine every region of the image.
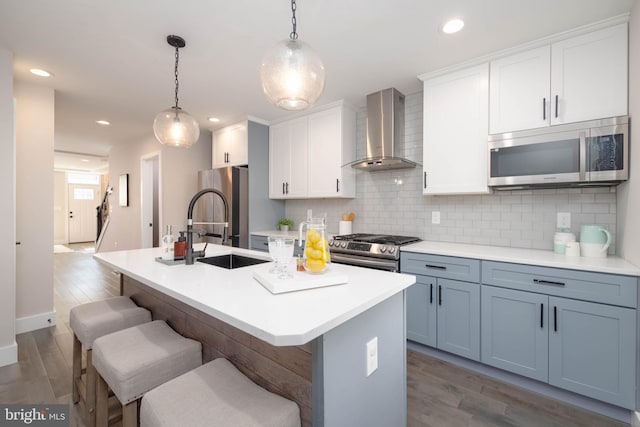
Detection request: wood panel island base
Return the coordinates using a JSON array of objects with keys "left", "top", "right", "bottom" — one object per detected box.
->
[{"left": 95, "top": 246, "right": 416, "bottom": 427}]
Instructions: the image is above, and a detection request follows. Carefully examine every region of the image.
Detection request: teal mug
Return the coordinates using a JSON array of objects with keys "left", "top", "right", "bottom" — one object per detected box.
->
[{"left": 579, "top": 225, "right": 611, "bottom": 258}]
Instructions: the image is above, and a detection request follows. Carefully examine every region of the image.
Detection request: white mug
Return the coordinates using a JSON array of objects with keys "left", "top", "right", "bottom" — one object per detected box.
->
[{"left": 565, "top": 241, "right": 580, "bottom": 257}]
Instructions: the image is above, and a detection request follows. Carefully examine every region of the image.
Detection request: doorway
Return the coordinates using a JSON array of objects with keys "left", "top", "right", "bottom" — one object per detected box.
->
[
  {"left": 141, "top": 151, "right": 161, "bottom": 248},
  {"left": 68, "top": 183, "right": 99, "bottom": 243}
]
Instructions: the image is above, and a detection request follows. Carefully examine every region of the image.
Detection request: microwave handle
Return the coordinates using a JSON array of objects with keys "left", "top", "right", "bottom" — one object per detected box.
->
[{"left": 579, "top": 131, "right": 587, "bottom": 181}]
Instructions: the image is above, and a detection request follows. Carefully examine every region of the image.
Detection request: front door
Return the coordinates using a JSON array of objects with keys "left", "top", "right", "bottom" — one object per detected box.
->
[{"left": 68, "top": 184, "right": 99, "bottom": 243}]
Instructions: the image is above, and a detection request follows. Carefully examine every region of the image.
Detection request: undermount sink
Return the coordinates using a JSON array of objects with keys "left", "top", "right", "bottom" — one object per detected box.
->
[{"left": 197, "top": 254, "right": 269, "bottom": 269}]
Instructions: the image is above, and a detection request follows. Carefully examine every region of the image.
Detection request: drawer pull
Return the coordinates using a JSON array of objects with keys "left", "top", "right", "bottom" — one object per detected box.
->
[
  {"left": 425, "top": 264, "right": 446, "bottom": 270},
  {"left": 533, "top": 278, "right": 565, "bottom": 287},
  {"left": 540, "top": 303, "right": 544, "bottom": 329},
  {"left": 429, "top": 283, "right": 433, "bottom": 304},
  {"left": 438, "top": 285, "right": 442, "bottom": 306}
]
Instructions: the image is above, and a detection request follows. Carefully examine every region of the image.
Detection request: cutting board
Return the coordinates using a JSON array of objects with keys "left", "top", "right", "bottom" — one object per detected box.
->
[{"left": 253, "top": 266, "right": 348, "bottom": 294}]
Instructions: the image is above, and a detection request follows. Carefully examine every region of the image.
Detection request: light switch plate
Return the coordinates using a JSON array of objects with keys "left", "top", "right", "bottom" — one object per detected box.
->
[
  {"left": 366, "top": 337, "right": 378, "bottom": 377},
  {"left": 557, "top": 212, "right": 571, "bottom": 229},
  {"left": 432, "top": 211, "right": 441, "bottom": 225}
]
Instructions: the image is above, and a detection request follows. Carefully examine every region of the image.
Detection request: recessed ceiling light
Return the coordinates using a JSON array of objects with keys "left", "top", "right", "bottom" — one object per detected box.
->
[
  {"left": 96, "top": 120, "right": 111, "bottom": 125},
  {"left": 81, "top": 159, "right": 90, "bottom": 163},
  {"left": 441, "top": 18, "right": 465, "bottom": 34},
  {"left": 30, "top": 68, "right": 53, "bottom": 77},
  {"left": 208, "top": 117, "right": 220, "bottom": 123}
]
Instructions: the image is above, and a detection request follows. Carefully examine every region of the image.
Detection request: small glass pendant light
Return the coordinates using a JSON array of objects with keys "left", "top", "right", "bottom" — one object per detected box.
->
[
  {"left": 153, "top": 35, "right": 200, "bottom": 148},
  {"left": 260, "top": 0, "right": 325, "bottom": 110}
]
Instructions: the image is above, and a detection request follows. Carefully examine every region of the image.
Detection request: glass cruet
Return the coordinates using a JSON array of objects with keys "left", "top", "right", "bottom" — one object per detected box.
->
[{"left": 298, "top": 217, "right": 330, "bottom": 273}]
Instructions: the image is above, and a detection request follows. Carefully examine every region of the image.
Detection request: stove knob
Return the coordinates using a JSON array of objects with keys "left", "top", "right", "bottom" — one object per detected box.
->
[
  {"left": 328, "top": 240, "right": 334, "bottom": 247},
  {"left": 379, "top": 246, "right": 387, "bottom": 253},
  {"left": 388, "top": 247, "right": 396, "bottom": 254},
  {"left": 341, "top": 242, "right": 348, "bottom": 249}
]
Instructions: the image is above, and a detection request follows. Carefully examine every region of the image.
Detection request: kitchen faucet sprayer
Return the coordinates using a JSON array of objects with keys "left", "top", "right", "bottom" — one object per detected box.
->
[{"left": 185, "top": 188, "right": 229, "bottom": 265}]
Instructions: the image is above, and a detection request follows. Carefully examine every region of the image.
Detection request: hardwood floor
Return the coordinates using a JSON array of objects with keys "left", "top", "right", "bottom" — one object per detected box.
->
[{"left": 0, "top": 249, "right": 631, "bottom": 427}]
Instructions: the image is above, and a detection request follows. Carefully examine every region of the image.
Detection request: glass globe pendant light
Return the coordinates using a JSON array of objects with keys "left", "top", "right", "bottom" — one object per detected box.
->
[
  {"left": 260, "top": 0, "right": 325, "bottom": 110},
  {"left": 153, "top": 35, "right": 200, "bottom": 147}
]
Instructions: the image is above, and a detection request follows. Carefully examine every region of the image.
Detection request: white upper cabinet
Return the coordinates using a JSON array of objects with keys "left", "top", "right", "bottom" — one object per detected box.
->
[
  {"left": 489, "top": 23, "right": 628, "bottom": 134},
  {"left": 268, "top": 117, "right": 308, "bottom": 199},
  {"left": 269, "top": 102, "right": 356, "bottom": 199},
  {"left": 422, "top": 63, "right": 490, "bottom": 195},
  {"left": 489, "top": 46, "right": 550, "bottom": 134},
  {"left": 307, "top": 105, "right": 356, "bottom": 198},
  {"left": 212, "top": 122, "right": 248, "bottom": 168},
  {"left": 551, "top": 24, "right": 628, "bottom": 125}
]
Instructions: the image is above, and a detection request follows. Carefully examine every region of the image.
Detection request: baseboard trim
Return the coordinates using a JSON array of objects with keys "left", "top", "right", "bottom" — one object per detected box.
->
[
  {"left": 16, "top": 310, "right": 56, "bottom": 334},
  {"left": 0, "top": 341, "right": 18, "bottom": 367}
]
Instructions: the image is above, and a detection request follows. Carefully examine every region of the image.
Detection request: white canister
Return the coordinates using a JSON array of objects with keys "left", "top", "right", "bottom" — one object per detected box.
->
[
  {"left": 338, "top": 220, "right": 352, "bottom": 236},
  {"left": 553, "top": 231, "right": 576, "bottom": 254}
]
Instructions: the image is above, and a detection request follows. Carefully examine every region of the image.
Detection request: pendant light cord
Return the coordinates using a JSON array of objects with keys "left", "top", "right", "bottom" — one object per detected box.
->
[
  {"left": 289, "top": 0, "right": 298, "bottom": 40},
  {"left": 174, "top": 45, "right": 180, "bottom": 109}
]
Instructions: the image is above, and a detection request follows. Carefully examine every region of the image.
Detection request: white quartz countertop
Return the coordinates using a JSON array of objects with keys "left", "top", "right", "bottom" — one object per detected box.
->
[
  {"left": 251, "top": 230, "right": 338, "bottom": 240},
  {"left": 94, "top": 244, "right": 415, "bottom": 346},
  {"left": 402, "top": 241, "right": 640, "bottom": 276}
]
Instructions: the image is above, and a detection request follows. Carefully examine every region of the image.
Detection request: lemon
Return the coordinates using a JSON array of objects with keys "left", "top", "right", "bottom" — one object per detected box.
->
[
  {"left": 305, "top": 259, "right": 325, "bottom": 273},
  {"left": 313, "top": 237, "right": 327, "bottom": 250},
  {"left": 306, "top": 229, "right": 321, "bottom": 243}
]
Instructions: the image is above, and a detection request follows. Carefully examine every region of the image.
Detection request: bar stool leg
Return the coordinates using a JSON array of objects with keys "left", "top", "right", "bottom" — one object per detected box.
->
[
  {"left": 122, "top": 401, "right": 138, "bottom": 427},
  {"left": 85, "top": 349, "right": 96, "bottom": 427},
  {"left": 96, "top": 374, "right": 109, "bottom": 427},
  {"left": 72, "top": 333, "right": 81, "bottom": 404}
]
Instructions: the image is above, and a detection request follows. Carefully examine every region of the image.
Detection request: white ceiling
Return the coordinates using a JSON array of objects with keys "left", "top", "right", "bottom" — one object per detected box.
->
[{"left": 0, "top": 0, "right": 635, "bottom": 163}]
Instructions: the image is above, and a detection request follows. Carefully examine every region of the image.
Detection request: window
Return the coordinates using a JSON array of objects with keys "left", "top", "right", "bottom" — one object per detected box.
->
[
  {"left": 67, "top": 173, "right": 100, "bottom": 185},
  {"left": 73, "top": 188, "right": 95, "bottom": 200}
]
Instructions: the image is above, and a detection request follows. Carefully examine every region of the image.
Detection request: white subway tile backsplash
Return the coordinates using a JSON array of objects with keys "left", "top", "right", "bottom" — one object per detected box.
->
[{"left": 284, "top": 92, "right": 618, "bottom": 254}]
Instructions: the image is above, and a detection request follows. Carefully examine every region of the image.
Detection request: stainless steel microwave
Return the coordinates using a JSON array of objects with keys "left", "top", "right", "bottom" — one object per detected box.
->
[{"left": 488, "top": 116, "right": 629, "bottom": 189}]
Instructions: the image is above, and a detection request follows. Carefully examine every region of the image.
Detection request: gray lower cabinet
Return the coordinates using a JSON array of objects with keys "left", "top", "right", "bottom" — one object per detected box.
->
[
  {"left": 481, "top": 286, "right": 548, "bottom": 382},
  {"left": 548, "top": 296, "right": 635, "bottom": 409},
  {"left": 481, "top": 261, "right": 637, "bottom": 409},
  {"left": 402, "top": 252, "right": 481, "bottom": 361}
]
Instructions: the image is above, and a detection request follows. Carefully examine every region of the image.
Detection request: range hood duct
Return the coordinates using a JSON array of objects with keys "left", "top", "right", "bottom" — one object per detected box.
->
[{"left": 350, "top": 88, "right": 417, "bottom": 171}]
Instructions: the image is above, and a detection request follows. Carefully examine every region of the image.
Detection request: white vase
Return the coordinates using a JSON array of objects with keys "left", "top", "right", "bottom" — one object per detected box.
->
[{"left": 280, "top": 225, "right": 289, "bottom": 232}]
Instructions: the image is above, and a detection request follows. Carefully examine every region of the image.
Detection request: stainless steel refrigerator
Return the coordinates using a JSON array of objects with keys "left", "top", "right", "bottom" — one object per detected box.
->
[{"left": 195, "top": 167, "right": 249, "bottom": 248}]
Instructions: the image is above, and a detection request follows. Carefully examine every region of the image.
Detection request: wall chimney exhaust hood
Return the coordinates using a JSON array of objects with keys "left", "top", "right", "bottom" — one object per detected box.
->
[{"left": 350, "top": 88, "right": 417, "bottom": 171}]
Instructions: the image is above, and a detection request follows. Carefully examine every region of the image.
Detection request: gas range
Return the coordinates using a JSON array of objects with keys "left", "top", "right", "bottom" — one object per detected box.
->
[{"left": 329, "top": 233, "right": 421, "bottom": 272}]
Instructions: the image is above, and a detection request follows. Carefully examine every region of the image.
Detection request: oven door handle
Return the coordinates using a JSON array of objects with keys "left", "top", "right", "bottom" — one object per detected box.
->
[
  {"left": 579, "top": 131, "right": 587, "bottom": 181},
  {"left": 330, "top": 253, "right": 398, "bottom": 271}
]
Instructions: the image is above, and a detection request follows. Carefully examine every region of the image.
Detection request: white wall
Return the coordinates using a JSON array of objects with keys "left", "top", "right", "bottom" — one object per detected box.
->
[
  {"left": 617, "top": 6, "right": 640, "bottom": 266},
  {"left": 100, "top": 131, "right": 212, "bottom": 251},
  {"left": 14, "top": 82, "right": 55, "bottom": 331},
  {"left": 0, "top": 47, "right": 16, "bottom": 366},
  {"left": 53, "top": 171, "right": 67, "bottom": 244}
]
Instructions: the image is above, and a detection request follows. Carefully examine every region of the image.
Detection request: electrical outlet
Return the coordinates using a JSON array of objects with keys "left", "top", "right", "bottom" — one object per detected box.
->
[
  {"left": 432, "top": 211, "right": 441, "bottom": 225},
  {"left": 557, "top": 212, "right": 571, "bottom": 229},
  {"left": 366, "top": 337, "right": 378, "bottom": 377}
]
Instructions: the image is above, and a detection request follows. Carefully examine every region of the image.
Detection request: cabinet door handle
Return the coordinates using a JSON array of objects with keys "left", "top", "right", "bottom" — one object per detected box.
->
[
  {"left": 553, "top": 306, "right": 558, "bottom": 332},
  {"left": 424, "top": 172, "right": 427, "bottom": 189},
  {"left": 336, "top": 179, "right": 340, "bottom": 193},
  {"left": 533, "top": 278, "right": 565, "bottom": 287},
  {"left": 540, "top": 303, "right": 544, "bottom": 329},
  {"left": 438, "top": 285, "right": 442, "bottom": 306},
  {"left": 425, "top": 264, "right": 446, "bottom": 270},
  {"left": 543, "top": 97, "right": 546, "bottom": 120},
  {"left": 285, "top": 182, "right": 289, "bottom": 194},
  {"left": 430, "top": 283, "right": 433, "bottom": 304},
  {"left": 282, "top": 182, "right": 285, "bottom": 195},
  {"left": 555, "top": 95, "right": 559, "bottom": 118}
]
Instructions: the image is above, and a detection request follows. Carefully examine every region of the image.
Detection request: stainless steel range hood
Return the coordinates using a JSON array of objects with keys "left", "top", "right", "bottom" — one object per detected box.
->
[{"left": 350, "top": 88, "right": 417, "bottom": 171}]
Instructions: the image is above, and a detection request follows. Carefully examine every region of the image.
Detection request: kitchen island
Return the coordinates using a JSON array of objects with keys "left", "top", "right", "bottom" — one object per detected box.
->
[{"left": 94, "top": 244, "right": 416, "bottom": 427}]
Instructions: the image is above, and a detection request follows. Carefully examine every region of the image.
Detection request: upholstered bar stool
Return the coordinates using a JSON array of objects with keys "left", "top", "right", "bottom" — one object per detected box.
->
[
  {"left": 92, "top": 320, "right": 202, "bottom": 427},
  {"left": 70, "top": 296, "right": 152, "bottom": 427},
  {"left": 140, "top": 358, "right": 300, "bottom": 427}
]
